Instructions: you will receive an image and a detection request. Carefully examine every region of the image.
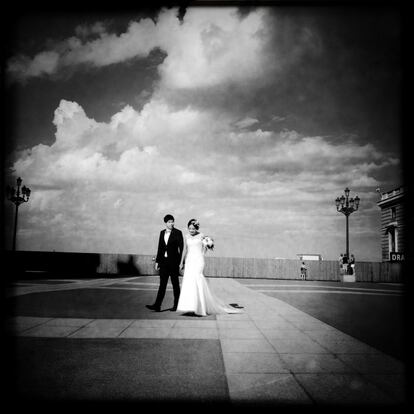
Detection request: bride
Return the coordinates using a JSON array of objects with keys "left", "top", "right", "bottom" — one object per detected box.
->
[{"left": 176, "top": 218, "right": 243, "bottom": 316}]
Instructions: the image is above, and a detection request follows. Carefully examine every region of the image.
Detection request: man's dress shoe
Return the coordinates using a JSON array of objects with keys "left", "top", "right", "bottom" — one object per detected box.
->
[{"left": 146, "top": 304, "right": 161, "bottom": 312}]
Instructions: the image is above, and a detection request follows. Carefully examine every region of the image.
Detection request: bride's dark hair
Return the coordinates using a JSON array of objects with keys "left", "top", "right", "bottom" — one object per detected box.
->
[{"left": 187, "top": 218, "right": 200, "bottom": 230}]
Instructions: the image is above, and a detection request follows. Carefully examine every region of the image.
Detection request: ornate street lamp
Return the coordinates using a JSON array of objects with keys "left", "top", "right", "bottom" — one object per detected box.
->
[
  {"left": 6, "top": 177, "right": 31, "bottom": 251},
  {"left": 335, "top": 187, "right": 360, "bottom": 259}
]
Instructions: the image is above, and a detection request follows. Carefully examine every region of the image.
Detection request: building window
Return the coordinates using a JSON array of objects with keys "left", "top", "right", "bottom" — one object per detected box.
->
[
  {"left": 388, "top": 227, "right": 398, "bottom": 253},
  {"left": 391, "top": 207, "right": 396, "bottom": 220},
  {"left": 388, "top": 229, "right": 395, "bottom": 253}
]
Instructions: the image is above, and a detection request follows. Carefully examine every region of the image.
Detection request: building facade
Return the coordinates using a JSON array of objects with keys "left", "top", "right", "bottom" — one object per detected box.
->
[{"left": 377, "top": 186, "right": 405, "bottom": 262}]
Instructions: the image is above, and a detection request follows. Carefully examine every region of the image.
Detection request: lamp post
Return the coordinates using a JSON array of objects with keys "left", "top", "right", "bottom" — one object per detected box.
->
[
  {"left": 6, "top": 177, "right": 31, "bottom": 251},
  {"left": 335, "top": 187, "right": 360, "bottom": 259}
]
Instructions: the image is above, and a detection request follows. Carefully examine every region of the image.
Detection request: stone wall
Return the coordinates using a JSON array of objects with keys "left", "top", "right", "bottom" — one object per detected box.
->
[{"left": 4, "top": 250, "right": 404, "bottom": 283}]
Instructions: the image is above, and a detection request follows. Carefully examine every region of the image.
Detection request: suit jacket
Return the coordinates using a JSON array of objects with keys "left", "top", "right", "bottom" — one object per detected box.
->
[{"left": 156, "top": 227, "right": 184, "bottom": 266}]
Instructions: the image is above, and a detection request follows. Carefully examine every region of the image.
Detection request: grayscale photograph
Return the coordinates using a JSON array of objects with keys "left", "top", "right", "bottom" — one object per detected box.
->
[{"left": 3, "top": 1, "right": 411, "bottom": 411}]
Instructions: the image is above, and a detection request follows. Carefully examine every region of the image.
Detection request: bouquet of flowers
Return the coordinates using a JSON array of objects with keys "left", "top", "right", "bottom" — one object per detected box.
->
[{"left": 202, "top": 236, "right": 214, "bottom": 251}]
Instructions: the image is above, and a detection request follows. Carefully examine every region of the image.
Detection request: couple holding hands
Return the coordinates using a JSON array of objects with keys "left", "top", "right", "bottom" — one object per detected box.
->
[{"left": 146, "top": 214, "right": 243, "bottom": 317}]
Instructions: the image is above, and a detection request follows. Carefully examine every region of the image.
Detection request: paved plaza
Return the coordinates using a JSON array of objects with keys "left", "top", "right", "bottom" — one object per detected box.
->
[{"left": 4, "top": 276, "right": 411, "bottom": 409}]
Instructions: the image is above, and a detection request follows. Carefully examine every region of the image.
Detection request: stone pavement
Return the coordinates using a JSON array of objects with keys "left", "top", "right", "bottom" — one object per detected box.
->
[{"left": 6, "top": 277, "right": 407, "bottom": 405}]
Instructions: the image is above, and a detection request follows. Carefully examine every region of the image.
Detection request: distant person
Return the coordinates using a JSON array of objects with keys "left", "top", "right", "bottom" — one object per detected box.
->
[
  {"left": 349, "top": 254, "right": 356, "bottom": 275},
  {"left": 146, "top": 214, "right": 184, "bottom": 312},
  {"left": 300, "top": 262, "right": 307, "bottom": 280},
  {"left": 342, "top": 254, "right": 348, "bottom": 274}
]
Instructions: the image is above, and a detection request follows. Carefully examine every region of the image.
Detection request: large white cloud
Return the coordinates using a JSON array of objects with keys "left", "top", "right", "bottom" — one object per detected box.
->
[
  {"left": 7, "top": 7, "right": 318, "bottom": 92},
  {"left": 9, "top": 95, "right": 398, "bottom": 258}
]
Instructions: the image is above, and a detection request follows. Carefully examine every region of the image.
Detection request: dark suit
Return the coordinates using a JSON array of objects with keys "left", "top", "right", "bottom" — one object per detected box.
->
[{"left": 154, "top": 227, "right": 184, "bottom": 308}]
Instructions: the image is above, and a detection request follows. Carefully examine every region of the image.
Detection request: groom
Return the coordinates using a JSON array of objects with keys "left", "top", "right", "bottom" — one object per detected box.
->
[{"left": 146, "top": 214, "right": 184, "bottom": 312}]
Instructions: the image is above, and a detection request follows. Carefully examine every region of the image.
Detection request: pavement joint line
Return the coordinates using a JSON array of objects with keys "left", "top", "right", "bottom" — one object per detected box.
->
[
  {"left": 247, "top": 284, "right": 404, "bottom": 293},
  {"left": 108, "top": 282, "right": 161, "bottom": 285},
  {"left": 64, "top": 326, "right": 84, "bottom": 338},
  {"left": 254, "top": 319, "right": 329, "bottom": 355},
  {"left": 15, "top": 318, "right": 55, "bottom": 333},
  {"left": 7, "top": 278, "right": 175, "bottom": 297},
  {"left": 7, "top": 278, "right": 121, "bottom": 297},
  {"left": 255, "top": 289, "right": 403, "bottom": 296},
  {"left": 290, "top": 372, "right": 317, "bottom": 404},
  {"left": 116, "top": 319, "right": 136, "bottom": 338},
  {"left": 63, "top": 318, "right": 97, "bottom": 337},
  {"left": 82, "top": 286, "right": 170, "bottom": 291},
  {"left": 108, "top": 280, "right": 160, "bottom": 284}
]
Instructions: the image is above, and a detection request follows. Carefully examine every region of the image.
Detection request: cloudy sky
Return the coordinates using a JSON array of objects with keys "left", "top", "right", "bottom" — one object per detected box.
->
[{"left": 3, "top": 5, "right": 403, "bottom": 261}]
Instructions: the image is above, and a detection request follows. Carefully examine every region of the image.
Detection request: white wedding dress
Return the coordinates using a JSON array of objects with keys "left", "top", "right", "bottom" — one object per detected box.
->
[{"left": 176, "top": 233, "right": 243, "bottom": 316}]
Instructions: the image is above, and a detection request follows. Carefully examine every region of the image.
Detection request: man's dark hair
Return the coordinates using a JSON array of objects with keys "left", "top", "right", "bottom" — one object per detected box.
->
[{"left": 164, "top": 214, "right": 175, "bottom": 223}]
